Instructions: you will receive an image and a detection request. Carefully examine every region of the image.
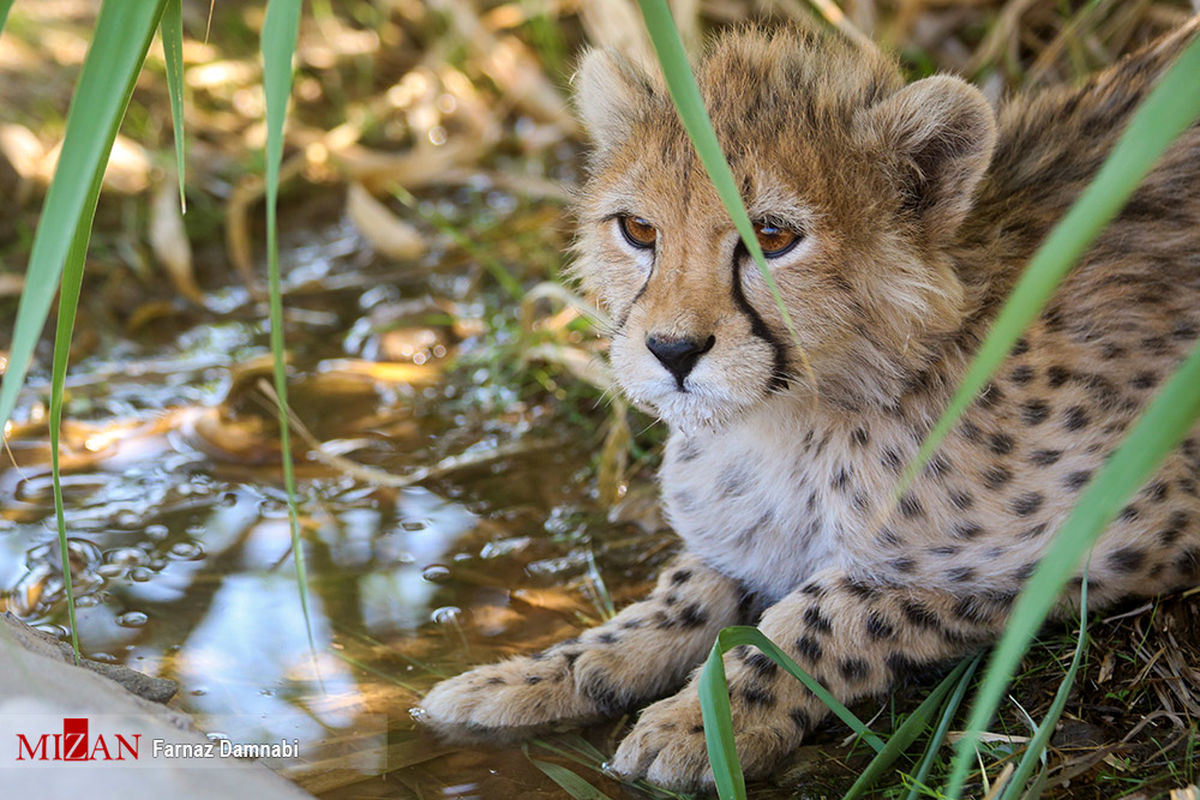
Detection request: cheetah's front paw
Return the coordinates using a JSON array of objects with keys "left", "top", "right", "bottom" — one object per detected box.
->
[
  {"left": 610, "top": 678, "right": 805, "bottom": 790},
  {"left": 418, "top": 654, "right": 603, "bottom": 741},
  {"left": 610, "top": 691, "right": 715, "bottom": 789}
]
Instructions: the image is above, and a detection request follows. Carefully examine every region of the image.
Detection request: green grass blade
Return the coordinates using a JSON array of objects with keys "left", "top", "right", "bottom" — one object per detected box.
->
[
  {"left": 2, "top": 0, "right": 166, "bottom": 663},
  {"left": 530, "top": 738, "right": 690, "bottom": 800},
  {"left": 0, "top": 0, "right": 14, "bottom": 37},
  {"left": 903, "top": 31, "right": 1200, "bottom": 491},
  {"left": 698, "top": 637, "right": 745, "bottom": 800},
  {"left": 326, "top": 648, "right": 421, "bottom": 693},
  {"left": 260, "top": 0, "right": 313, "bottom": 645},
  {"left": 842, "top": 657, "right": 974, "bottom": 800},
  {"left": 529, "top": 738, "right": 609, "bottom": 773},
  {"left": 699, "top": 626, "right": 885, "bottom": 800},
  {"left": 0, "top": 0, "right": 166, "bottom": 433},
  {"left": 903, "top": 654, "right": 981, "bottom": 800},
  {"left": 998, "top": 579, "right": 1089, "bottom": 800},
  {"left": 553, "top": 733, "right": 610, "bottom": 765},
  {"left": 1017, "top": 767, "right": 1050, "bottom": 800},
  {"left": 946, "top": 339, "right": 1200, "bottom": 799},
  {"left": 634, "top": 0, "right": 805, "bottom": 356},
  {"left": 48, "top": 217, "right": 96, "bottom": 664},
  {"left": 528, "top": 757, "right": 616, "bottom": 800},
  {"left": 160, "top": 0, "right": 186, "bottom": 210}
]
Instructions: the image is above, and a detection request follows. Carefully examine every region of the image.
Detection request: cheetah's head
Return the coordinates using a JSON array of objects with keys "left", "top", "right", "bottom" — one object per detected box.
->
[{"left": 570, "top": 27, "right": 996, "bottom": 431}]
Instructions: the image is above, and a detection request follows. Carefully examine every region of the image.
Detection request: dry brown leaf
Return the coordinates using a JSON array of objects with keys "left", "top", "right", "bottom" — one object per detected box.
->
[
  {"left": 511, "top": 587, "right": 589, "bottom": 614},
  {"left": 0, "top": 123, "right": 44, "bottom": 186},
  {"left": 432, "top": 0, "right": 577, "bottom": 133},
  {"left": 345, "top": 182, "right": 425, "bottom": 260},
  {"left": 318, "top": 358, "right": 441, "bottom": 386},
  {"left": 339, "top": 139, "right": 487, "bottom": 192},
  {"left": 149, "top": 175, "right": 204, "bottom": 305},
  {"left": 224, "top": 152, "right": 306, "bottom": 294},
  {"left": 0, "top": 274, "right": 26, "bottom": 298}
]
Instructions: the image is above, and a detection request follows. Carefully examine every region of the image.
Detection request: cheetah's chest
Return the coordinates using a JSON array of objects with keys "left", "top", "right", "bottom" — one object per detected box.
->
[{"left": 659, "top": 409, "right": 869, "bottom": 601}]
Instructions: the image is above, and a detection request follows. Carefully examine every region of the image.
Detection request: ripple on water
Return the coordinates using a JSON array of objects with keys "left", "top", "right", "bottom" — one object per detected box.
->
[
  {"left": 105, "top": 546, "right": 149, "bottom": 568},
  {"left": 431, "top": 606, "right": 461, "bottom": 625},
  {"left": 116, "top": 611, "right": 148, "bottom": 627},
  {"left": 168, "top": 541, "right": 206, "bottom": 560},
  {"left": 421, "top": 563, "right": 451, "bottom": 582}
]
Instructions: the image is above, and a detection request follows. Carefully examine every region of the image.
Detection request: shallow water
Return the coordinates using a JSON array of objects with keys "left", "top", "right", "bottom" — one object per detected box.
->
[{"left": 0, "top": 197, "right": 725, "bottom": 799}]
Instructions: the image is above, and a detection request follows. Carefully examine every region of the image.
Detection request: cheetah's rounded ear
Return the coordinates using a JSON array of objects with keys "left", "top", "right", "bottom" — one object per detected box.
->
[
  {"left": 860, "top": 75, "right": 997, "bottom": 243},
  {"left": 573, "top": 48, "right": 659, "bottom": 155}
]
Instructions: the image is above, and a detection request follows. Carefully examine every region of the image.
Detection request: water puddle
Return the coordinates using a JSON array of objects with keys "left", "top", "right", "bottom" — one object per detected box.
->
[{"left": 0, "top": 198, "right": 701, "bottom": 799}]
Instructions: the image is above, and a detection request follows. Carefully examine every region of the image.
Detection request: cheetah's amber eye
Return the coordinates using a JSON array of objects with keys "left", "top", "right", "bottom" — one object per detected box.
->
[
  {"left": 753, "top": 223, "right": 802, "bottom": 258},
  {"left": 618, "top": 215, "right": 658, "bottom": 249}
]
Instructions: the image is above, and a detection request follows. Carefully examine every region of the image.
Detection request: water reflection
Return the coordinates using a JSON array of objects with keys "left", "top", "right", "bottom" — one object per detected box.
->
[
  {"left": 0, "top": 215, "right": 637, "bottom": 798},
  {"left": 177, "top": 573, "right": 352, "bottom": 739}
]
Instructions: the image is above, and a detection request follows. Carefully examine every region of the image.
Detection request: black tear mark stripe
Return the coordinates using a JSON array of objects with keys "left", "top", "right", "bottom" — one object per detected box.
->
[
  {"left": 614, "top": 247, "right": 658, "bottom": 332},
  {"left": 730, "top": 241, "right": 790, "bottom": 391}
]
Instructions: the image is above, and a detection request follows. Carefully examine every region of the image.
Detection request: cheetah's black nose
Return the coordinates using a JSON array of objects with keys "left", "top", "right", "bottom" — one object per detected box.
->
[{"left": 645, "top": 334, "right": 716, "bottom": 386}]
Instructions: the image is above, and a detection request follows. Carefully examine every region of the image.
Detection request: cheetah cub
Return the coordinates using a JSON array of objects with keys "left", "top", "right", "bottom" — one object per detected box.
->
[{"left": 421, "top": 21, "right": 1200, "bottom": 789}]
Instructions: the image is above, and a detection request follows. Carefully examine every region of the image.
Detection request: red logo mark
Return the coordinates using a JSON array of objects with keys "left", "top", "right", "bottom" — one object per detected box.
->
[{"left": 15, "top": 717, "right": 139, "bottom": 761}]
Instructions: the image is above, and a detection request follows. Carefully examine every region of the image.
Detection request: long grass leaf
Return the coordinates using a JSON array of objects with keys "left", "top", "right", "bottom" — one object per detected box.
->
[
  {"left": 327, "top": 648, "right": 422, "bottom": 693},
  {"left": 530, "top": 738, "right": 690, "bottom": 800},
  {"left": 1016, "top": 766, "right": 1049, "bottom": 800},
  {"left": 160, "top": 0, "right": 187, "bottom": 210},
  {"left": 0, "top": 0, "right": 14, "bottom": 37},
  {"left": 0, "top": 0, "right": 166, "bottom": 433},
  {"left": 903, "top": 30, "right": 1200, "bottom": 491},
  {"left": 634, "top": 0, "right": 808, "bottom": 371},
  {"left": 842, "top": 657, "right": 974, "bottom": 800},
  {"left": 530, "top": 738, "right": 609, "bottom": 774},
  {"left": 946, "top": 338, "right": 1200, "bottom": 798},
  {"left": 937, "top": 29, "right": 1200, "bottom": 798},
  {"left": 903, "top": 654, "right": 981, "bottom": 800},
  {"left": 998, "top": 579, "right": 1089, "bottom": 800},
  {"left": 7, "top": 0, "right": 167, "bottom": 663},
  {"left": 528, "top": 757, "right": 616, "bottom": 800},
  {"left": 260, "top": 0, "right": 314, "bottom": 645},
  {"left": 49, "top": 215, "right": 95, "bottom": 663},
  {"left": 699, "top": 626, "right": 885, "bottom": 800},
  {"left": 553, "top": 733, "right": 610, "bottom": 765},
  {"left": 698, "top": 637, "right": 745, "bottom": 800}
]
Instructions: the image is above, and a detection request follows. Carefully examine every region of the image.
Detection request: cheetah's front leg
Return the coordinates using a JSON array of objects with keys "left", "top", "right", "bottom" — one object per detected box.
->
[
  {"left": 419, "top": 553, "right": 745, "bottom": 741},
  {"left": 611, "top": 568, "right": 1013, "bottom": 788}
]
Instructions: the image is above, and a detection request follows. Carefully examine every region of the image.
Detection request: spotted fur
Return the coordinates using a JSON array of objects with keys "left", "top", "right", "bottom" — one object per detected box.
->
[{"left": 420, "top": 20, "right": 1200, "bottom": 789}]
